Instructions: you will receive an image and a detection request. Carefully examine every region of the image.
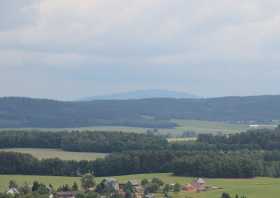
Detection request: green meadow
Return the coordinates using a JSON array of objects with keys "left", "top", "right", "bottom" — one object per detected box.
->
[
  {"left": 0, "top": 119, "right": 252, "bottom": 136},
  {"left": 0, "top": 173, "right": 279, "bottom": 198},
  {"left": 172, "top": 119, "right": 250, "bottom": 134},
  {"left": 0, "top": 148, "right": 107, "bottom": 161}
]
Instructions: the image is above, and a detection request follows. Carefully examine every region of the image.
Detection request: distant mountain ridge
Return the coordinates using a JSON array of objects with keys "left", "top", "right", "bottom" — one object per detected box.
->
[
  {"left": 82, "top": 89, "right": 199, "bottom": 100},
  {"left": 0, "top": 95, "right": 280, "bottom": 128}
]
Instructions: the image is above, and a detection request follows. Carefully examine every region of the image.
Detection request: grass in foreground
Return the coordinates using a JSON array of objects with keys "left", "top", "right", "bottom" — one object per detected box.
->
[
  {"left": 0, "top": 148, "right": 108, "bottom": 161},
  {"left": 0, "top": 173, "right": 279, "bottom": 198}
]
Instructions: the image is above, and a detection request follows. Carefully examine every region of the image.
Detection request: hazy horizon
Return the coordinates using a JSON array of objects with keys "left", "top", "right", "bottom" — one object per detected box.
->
[
  {"left": 1, "top": 1, "right": 280, "bottom": 100},
  {"left": 2, "top": 89, "right": 280, "bottom": 101}
]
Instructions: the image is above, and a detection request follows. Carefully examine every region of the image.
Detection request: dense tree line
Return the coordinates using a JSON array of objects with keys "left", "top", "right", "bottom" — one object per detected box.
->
[
  {"left": 0, "top": 131, "right": 62, "bottom": 149},
  {"left": 61, "top": 131, "right": 168, "bottom": 152},
  {"left": 2, "top": 128, "right": 280, "bottom": 178},
  {"left": 93, "top": 151, "right": 270, "bottom": 178},
  {"left": 171, "top": 153, "right": 263, "bottom": 178},
  {"left": 0, "top": 130, "right": 167, "bottom": 152},
  {"left": 169, "top": 141, "right": 260, "bottom": 151},
  {"left": 1, "top": 95, "right": 280, "bottom": 128},
  {"left": 0, "top": 128, "right": 274, "bottom": 153},
  {"left": 3, "top": 150, "right": 280, "bottom": 178},
  {"left": 197, "top": 127, "right": 280, "bottom": 150},
  {"left": 0, "top": 151, "right": 104, "bottom": 176}
]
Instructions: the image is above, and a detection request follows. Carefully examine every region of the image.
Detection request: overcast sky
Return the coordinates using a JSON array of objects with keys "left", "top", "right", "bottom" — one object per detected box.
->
[{"left": 1, "top": 0, "right": 280, "bottom": 100}]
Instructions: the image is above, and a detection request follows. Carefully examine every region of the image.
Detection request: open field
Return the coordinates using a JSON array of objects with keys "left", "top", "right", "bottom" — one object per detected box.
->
[
  {"left": 0, "top": 173, "right": 279, "bottom": 198},
  {"left": 167, "top": 137, "right": 197, "bottom": 142},
  {"left": 0, "top": 148, "right": 107, "bottom": 161},
  {"left": 0, "top": 120, "right": 277, "bottom": 138},
  {"left": 0, "top": 120, "right": 250, "bottom": 134},
  {"left": 0, "top": 126, "right": 148, "bottom": 133},
  {"left": 172, "top": 119, "right": 250, "bottom": 134},
  {"left": 80, "top": 120, "right": 256, "bottom": 135}
]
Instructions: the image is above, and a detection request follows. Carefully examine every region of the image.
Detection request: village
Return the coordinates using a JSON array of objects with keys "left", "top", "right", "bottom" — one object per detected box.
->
[{"left": 4, "top": 174, "right": 222, "bottom": 198}]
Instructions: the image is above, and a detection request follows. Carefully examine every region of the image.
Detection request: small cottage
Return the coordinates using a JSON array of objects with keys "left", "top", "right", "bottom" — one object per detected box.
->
[
  {"left": 103, "top": 178, "right": 120, "bottom": 192},
  {"left": 183, "top": 184, "right": 196, "bottom": 192},
  {"left": 7, "top": 188, "right": 19, "bottom": 195},
  {"left": 128, "top": 180, "right": 144, "bottom": 198},
  {"left": 183, "top": 178, "right": 207, "bottom": 192},
  {"left": 119, "top": 180, "right": 144, "bottom": 198},
  {"left": 192, "top": 178, "right": 206, "bottom": 192}
]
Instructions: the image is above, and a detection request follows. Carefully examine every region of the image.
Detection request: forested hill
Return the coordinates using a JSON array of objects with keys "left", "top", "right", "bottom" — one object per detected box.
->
[{"left": 1, "top": 95, "right": 280, "bottom": 128}]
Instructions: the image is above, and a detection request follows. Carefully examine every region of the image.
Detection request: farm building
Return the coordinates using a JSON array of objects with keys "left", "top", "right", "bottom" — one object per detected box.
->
[
  {"left": 102, "top": 178, "right": 120, "bottom": 192},
  {"left": 183, "top": 184, "right": 196, "bottom": 192},
  {"left": 129, "top": 180, "right": 144, "bottom": 198},
  {"left": 183, "top": 178, "right": 206, "bottom": 192},
  {"left": 119, "top": 180, "right": 144, "bottom": 198},
  {"left": 6, "top": 187, "right": 19, "bottom": 195}
]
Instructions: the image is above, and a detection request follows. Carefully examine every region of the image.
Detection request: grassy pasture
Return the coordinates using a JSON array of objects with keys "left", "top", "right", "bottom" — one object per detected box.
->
[
  {"left": 0, "top": 120, "right": 250, "bottom": 135},
  {"left": 0, "top": 126, "right": 147, "bottom": 133},
  {"left": 0, "top": 120, "right": 276, "bottom": 138},
  {"left": 0, "top": 173, "right": 279, "bottom": 198},
  {"left": 167, "top": 137, "right": 197, "bottom": 142},
  {"left": 0, "top": 148, "right": 107, "bottom": 161},
  {"left": 172, "top": 119, "right": 250, "bottom": 134}
]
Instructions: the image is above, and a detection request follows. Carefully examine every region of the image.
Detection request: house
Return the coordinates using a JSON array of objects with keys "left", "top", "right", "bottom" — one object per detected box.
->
[
  {"left": 128, "top": 180, "right": 144, "bottom": 198},
  {"left": 191, "top": 178, "right": 206, "bottom": 192},
  {"left": 128, "top": 180, "right": 139, "bottom": 186},
  {"left": 6, "top": 188, "right": 19, "bottom": 195},
  {"left": 183, "top": 178, "right": 207, "bottom": 192},
  {"left": 103, "top": 178, "right": 120, "bottom": 192},
  {"left": 55, "top": 191, "right": 76, "bottom": 198},
  {"left": 183, "top": 184, "right": 196, "bottom": 192},
  {"left": 119, "top": 180, "right": 144, "bottom": 198}
]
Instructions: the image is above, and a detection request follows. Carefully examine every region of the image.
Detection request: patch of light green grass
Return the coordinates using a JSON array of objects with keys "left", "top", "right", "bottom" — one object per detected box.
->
[
  {"left": 172, "top": 119, "right": 250, "bottom": 134},
  {"left": 0, "top": 148, "right": 108, "bottom": 161}
]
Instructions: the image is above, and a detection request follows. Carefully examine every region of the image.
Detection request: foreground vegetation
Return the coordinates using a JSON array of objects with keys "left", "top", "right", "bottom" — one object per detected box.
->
[
  {"left": 0, "top": 173, "right": 279, "bottom": 198},
  {"left": 0, "top": 148, "right": 107, "bottom": 161}
]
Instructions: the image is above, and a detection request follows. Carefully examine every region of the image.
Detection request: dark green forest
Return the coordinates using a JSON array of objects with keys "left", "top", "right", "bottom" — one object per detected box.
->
[
  {"left": 2, "top": 127, "right": 280, "bottom": 153},
  {"left": 1, "top": 95, "right": 280, "bottom": 128},
  {"left": 2, "top": 128, "right": 280, "bottom": 178},
  {"left": 2, "top": 150, "right": 280, "bottom": 178},
  {"left": 0, "top": 131, "right": 167, "bottom": 152},
  {"left": 197, "top": 126, "right": 280, "bottom": 150}
]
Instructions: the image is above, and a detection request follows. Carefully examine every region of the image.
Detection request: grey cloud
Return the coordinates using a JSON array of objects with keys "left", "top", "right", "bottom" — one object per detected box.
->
[
  {"left": 1, "top": 0, "right": 280, "bottom": 99},
  {"left": 0, "top": 0, "right": 39, "bottom": 30}
]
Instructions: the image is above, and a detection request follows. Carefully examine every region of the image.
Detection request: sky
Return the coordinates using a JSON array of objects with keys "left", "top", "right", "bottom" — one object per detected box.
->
[{"left": 1, "top": 0, "right": 280, "bottom": 100}]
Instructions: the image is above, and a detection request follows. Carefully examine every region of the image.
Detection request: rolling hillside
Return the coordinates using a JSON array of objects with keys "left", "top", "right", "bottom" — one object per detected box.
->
[
  {"left": 83, "top": 89, "right": 199, "bottom": 100},
  {"left": 0, "top": 95, "right": 280, "bottom": 128}
]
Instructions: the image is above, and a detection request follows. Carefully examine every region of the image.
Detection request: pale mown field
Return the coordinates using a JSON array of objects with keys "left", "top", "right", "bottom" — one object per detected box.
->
[
  {"left": 0, "top": 119, "right": 252, "bottom": 136},
  {"left": 0, "top": 148, "right": 107, "bottom": 161},
  {"left": 173, "top": 119, "right": 250, "bottom": 134},
  {"left": 0, "top": 173, "right": 279, "bottom": 198}
]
